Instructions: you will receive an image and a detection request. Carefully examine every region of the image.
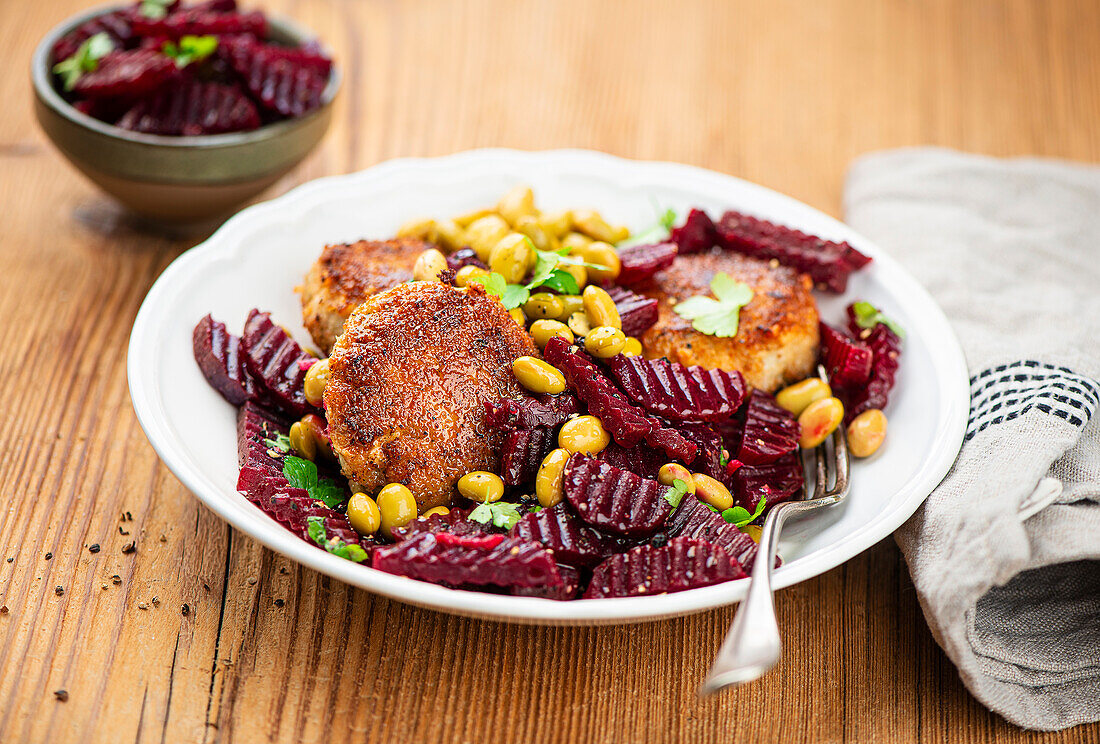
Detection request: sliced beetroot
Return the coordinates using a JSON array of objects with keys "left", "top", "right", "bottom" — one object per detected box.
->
[
  {"left": 563, "top": 454, "right": 672, "bottom": 537},
  {"left": 583, "top": 537, "right": 744, "bottom": 598},
  {"left": 716, "top": 210, "right": 872, "bottom": 293},
  {"left": 445, "top": 247, "right": 485, "bottom": 272},
  {"left": 668, "top": 208, "right": 719, "bottom": 255},
  {"left": 605, "top": 354, "right": 746, "bottom": 422},
  {"left": 117, "top": 78, "right": 261, "bottom": 135},
  {"left": 733, "top": 450, "right": 804, "bottom": 513},
  {"left": 132, "top": 9, "right": 266, "bottom": 38},
  {"left": 511, "top": 564, "right": 581, "bottom": 601},
  {"left": 71, "top": 48, "right": 177, "bottom": 98},
  {"left": 678, "top": 422, "right": 726, "bottom": 482},
  {"left": 736, "top": 389, "right": 800, "bottom": 466},
  {"left": 595, "top": 442, "right": 666, "bottom": 479},
  {"left": 500, "top": 428, "right": 558, "bottom": 487},
  {"left": 221, "top": 36, "right": 329, "bottom": 117},
  {"left": 643, "top": 425, "right": 698, "bottom": 463},
  {"left": 372, "top": 533, "right": 562, "bottom": 590},
  {"left": 390, "top": 507, "right": 489, "bottom": 542},
  {"left": 193, "top": 314, "right": 256, "bottom": 406},
  {"left": 840, "top": 321, "right": 901, "bottom": 421},
  {"left": 52, "top": 11, "right": 136, "bottom": 64},
  {"left": 662, "top": 493, "right": 760, "bottom": 571},
  {"left": 606, "top": 286, "right": 659, "bottom": 337},
  {"left": 615, "top": 242, "right": 678, "bottom": 285},
  {"left": 240, "top": 309, "right": 314, "bottom": 417},
  {"left": 510, "top": 503, "right": 618, "bottom": 568},
  {"left": 820, "top": 322, "right": 873, "bottom": 389},
  {"left": 484, "top": 393, "right": 581, "bottom": 430}
]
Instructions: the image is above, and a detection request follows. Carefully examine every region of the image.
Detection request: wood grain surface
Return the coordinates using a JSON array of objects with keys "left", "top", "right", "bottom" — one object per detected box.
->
[{"left": 2, "top": 1, "right": 1098, "bottom": 742}]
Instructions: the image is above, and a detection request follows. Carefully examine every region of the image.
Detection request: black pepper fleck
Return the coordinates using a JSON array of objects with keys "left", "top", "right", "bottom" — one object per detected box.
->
[
  {"left": 111, "top": 574, "right": 122, "bottom": 585},
  {"left": 54, "top": 585, "right": 64, "bottom": 596},
  {"left": 88, "top": 544, "right": 100, "bottom": 554},
  {"left": 273, "top": 599, "right": 285, "bottom": 607},
  {"left": 121, "top": 542, "right": 136, "bottom": 555},
  {"left": 54, "top": 690, "right": 68, "bottom": 702},
  {"left": 181, "top": 604, "right": 190, "bottom": 616},
  {"left": 45, "top": 552, "right": 53, "bottom": 560}
]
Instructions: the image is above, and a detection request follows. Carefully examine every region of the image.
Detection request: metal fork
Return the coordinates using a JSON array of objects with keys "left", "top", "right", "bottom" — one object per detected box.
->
[{"left": 699, "top": 367, "right": 851, "bottom": 696}]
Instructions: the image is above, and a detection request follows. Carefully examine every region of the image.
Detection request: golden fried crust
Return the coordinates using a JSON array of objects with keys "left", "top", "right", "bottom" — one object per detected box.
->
[
  {"left": 298, "top": 238, "right": 431, "bottom": 354},
  {"left": 639, "top": 249, "right": 819, "bottom": 392},
  {"left": 324, "top": 282, "right": 537, "bottom": 510}
]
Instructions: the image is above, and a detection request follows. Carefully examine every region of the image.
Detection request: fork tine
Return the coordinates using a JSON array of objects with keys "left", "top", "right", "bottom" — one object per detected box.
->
[{"left": 824, "top": 423, "right": 851, "bottom": 499}]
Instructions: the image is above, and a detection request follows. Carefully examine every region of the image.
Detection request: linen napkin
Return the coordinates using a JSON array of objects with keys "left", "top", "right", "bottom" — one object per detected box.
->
[{"left": 843, "top": 148, "right": 1100, "bottom": 732}]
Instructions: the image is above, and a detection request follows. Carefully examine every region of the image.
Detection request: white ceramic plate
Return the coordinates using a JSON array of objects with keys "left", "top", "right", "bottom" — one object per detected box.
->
[{"left": 128, "top": 149, "right": 968, "bottom": 624}]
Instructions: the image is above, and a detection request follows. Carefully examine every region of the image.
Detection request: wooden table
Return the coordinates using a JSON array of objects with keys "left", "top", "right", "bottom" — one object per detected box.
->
[{"left": 3, "top": 1, "right": 1098, "bottom": 741}]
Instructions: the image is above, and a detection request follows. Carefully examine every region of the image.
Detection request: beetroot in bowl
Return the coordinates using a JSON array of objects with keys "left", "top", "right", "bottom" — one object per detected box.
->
[{"left": 32, "top": 1, "right": 340, "bottom": 222}]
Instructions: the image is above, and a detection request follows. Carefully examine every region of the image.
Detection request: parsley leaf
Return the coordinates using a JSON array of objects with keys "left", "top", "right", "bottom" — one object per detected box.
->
[
  {"left": 663, "top": 478, "right": 690, "bottom": 508},
  {"left": 52, "top": 32, "right": 115, "bottom": 91},
  {"left": 264, "top": 433, "right": 292, "bottom": 454},
  {"left": 283, "top": 455, "right": 346, "bottom": 509},
  {"left": 525, "top": 248, "right": 602, "bottom": 292},
  {"left": 851, "top": 301, "right": 905, "bottom": 339},
  {"left": 140, "top": 0, "right": 173, "bottom": 19},
  {"left": 721, "top": 497, "right": 767, "bottom": 528},
  {"left": 618, "top": 207, "right": 677, "bottom": 248},
  {"left": 468, "top": 272, "right": 530, "bottom": 310},
  {"left": 673, "top": 272, "right": 754, "bottom": 338},
  {"left": 468, "top": 501, "right": 523, "bottom": 530},
  {"left": 162, "top": 35, "right": 218, "bottom": 68},
  {"left": 306, "top": 516, "right": 369, "bottom": 562},
  {"left": 537, "top": 269, "right": 579, "bottom": 295}
]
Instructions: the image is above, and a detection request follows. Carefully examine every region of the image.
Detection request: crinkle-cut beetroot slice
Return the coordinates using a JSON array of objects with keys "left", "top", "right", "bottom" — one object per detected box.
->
[
  {"left": 643, "top": 424, "right": 697, "bottom": 463},
  {"left": 733, "top": 450, "right": 804, "bottom": 514},
  {"left": 595, "top": 442, "right": 666, "bottom": 479},
  {"left": 820, "top": 322, "right": 872, "bottom": 389},
  {"left": 677, "top": 421, "right": 726, "bottom": 483},
  {"left": 544, "top": 337, "right": 654, "bottom": 447},
  {"left": 190, "top": 0, "right": 239, "bottom": 14},
  {"left": 510, "top": 503, "right": 618, "bottom": 568},
  {"left": 132, "top": 9, "right": 266, "bottom": 38},
  {"left": 583, "top": 537, "right": 744, "bottom": 598},
  {"left": 390, "top": 508, "right": 486, "bottom": 542},
  {"left": 511, "top": 564, "right": 581, "bottom": 601},
  {"left": 716, "top": 210, "right": 871, "bottom": 293},
  {"left": 605, "top": 354, "right": 746, "bottom": 422},
  {"left": 117, "top": 78, "right": 261, "bottom": 135},
  {"left": 372, "top": 534, "right": 562, "bottom": 589},
  {"left": 193, "top": 314, "right": 255, "bottom": 406},
  {"left": 220, "top": 37, "right": 328, "bottom": 117},
  {"left": 445, "top": 247, "right": 485, "bottom": 272},
  {"left": 606, "top": 286, "right": 659, "bottom": 337},
  {"left": 662, "top": 494, "right": 760, "bottom": 571},
  {"left": 668, "top": 208, "right": 719, "bottom": 255},
  {"left": 435, "top": 532, "right": 505, "bottom": 550},
  {"left": 71, "top": 48, "right": 177, "bottom": 98},
  {"left": 52, "top": 10, "right": 137, "bottom": 64},
  {"left": 736, "top": 389, "right": 800, "bottom": 466},
  {"left": 615, "top": 242, "right": 678, "bottom": 286},
  {"left": 840, "top": 321, "right": 901, "bottom": 421},
  {"left": 240, "top": 309, "right": 314, "bottom": 417},
  {"left": 500, "top": 428, "right": 558, "bottom": 487},
  {"left": 563, "top": 454, "right": 672, "bottom": 537},
  {"left": 484, "top": 393, "right": 580, "bottom": 430}
]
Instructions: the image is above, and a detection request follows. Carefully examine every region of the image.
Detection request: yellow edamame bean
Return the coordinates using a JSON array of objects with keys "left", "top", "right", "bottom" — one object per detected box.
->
[
  {"left": 566, "top": 311, "right": 591, "bottom": 337},
  {"left": 512, "top": 356, "right": 567, "bottom": 394},
  {"left": 454, "top": 265, "right": 488, "bottom": 287},
  {"left": 535, "top": 448, "right": 570, "bottom": 507},
  {"left": 496, "top": 185, "right": 537, "bottom": 225},
  {"left": 413, "top": 248, "right": 448, "bottom": 282},
  {"left": 434, "top": 219, "right": 465, "bottom": 252},
  {"left": 288, "top": 421, "right": 316, "bottom": 461},
  {"left": 846, "top": 409, "right": 887, "bottom": 458},
  {"left": 561, "top": 231, "right": 592, "bottom": 252},
  {"left": 514, "top": 215, "right": 553, "bottom": 252},
  {"left": 557, "top": 294, "right": 585, "bottom": 321},
  {"left": 523, "top": 292, "right": 564, "bottom": 320},
  {"left": 396, "top": 218, "right": 438, "bottom": 242},
  {"left": 347, "top": 492, "right": 381, "bottom": 535},
  {"left": 692, "top": 473, "right": 733, "bottom": 510},
  {"left": 421, "top": 506, "right": 451, "bottom": 518},
  {"left": 658, "top": 463, "right": 696, "bottom": 492},
  {"left": 453, "top": 208, "right": 495, "bottom": 228},
  {"left": 572, "top": 209, "right": 619, "bottom": 243},
  {"left": 529, "top": 319, "right": 574, "bottom": 349},
  {"left": 377, "top": 483, "right": 418, "bottom": 537},
  {"left": 303, "top": 358, "right": 330, "bottom": 406},
  {"left": 775, "top": 378, "right": 832, "bottom": 416},
  {"left": 465, "top": 214, "right": 511, "bottom": 261},
  {"left": 457, "top": 471, "right": 505, "bottom": 503},
  {"left": 584, "top": 326, "right": 626, "bottom": 358},
  {"left": 489, "top": 233, "right": 534, "bottom": 284},
  {"left": 574, "top": 241, "right": 621, "bottom": 283},
  {"left": 539, "top": 210, "right": 574, "bottom": 239},
  {"left": 798, "top": 396, "right": 845, "bottom": 449},
  {"left": 582, "top": 285, "right": 621, "bottom": 329},
  {"left": 558, "top": 415, "right": 610, "bottom": 454},
  {"left": 622, "top": 337, "right": 643, "bottom": 356},
  {"left": 509, "top": 308, "right": 527, "bottom": 327}
]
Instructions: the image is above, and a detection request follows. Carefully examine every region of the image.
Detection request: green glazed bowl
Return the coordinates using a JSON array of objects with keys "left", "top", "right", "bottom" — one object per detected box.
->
[{"left": 31, "top": 4, "right": 340, "bottom": 222}]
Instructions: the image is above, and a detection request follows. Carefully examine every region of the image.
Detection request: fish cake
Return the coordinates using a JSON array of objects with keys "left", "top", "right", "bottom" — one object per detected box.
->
[
  {"left": 298, "top": 238, "right": 431, "bottom": 354},
  {"left": 639, "top": 248, "right": 819, "bottom": 392},
  {"left": 324, "top": 281, "right": 536, "bottom": 510}
]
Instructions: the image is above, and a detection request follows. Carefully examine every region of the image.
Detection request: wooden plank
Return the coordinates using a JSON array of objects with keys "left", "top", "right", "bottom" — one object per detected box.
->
[{"left": 0, "top": 0, "right": 1097, "bottom": 742}]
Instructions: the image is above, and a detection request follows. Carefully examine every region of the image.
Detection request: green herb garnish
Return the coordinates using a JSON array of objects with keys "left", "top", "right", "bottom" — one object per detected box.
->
[
  {"left": 663, "top": 478, "right": 691, "bottom": 509},
  {"left": 306, "top": 516, "right": 369, "bottom": 562},
  {"left": 52, "top": 32, "right": 115, "bottom": 91},
  {"left": 618, "top": 207, "right": 677, "bottom": 249},
  {"left": 140, "top": 0, "right": 174, "bottom": 19},
  {"left": 721, "top": 497, "right": 767, "bottom": 528},
  {"left": 468, "top": 501, "right": 523, "bottom": 530},
  {"left": 851, "top": 301, "right": 905, "bottom": 339},
  {"left": 468, "top": 272, "right": 530, "bottom": 309},
  {"left": 673, "top": 272, "right": 754, "bottom": 338},
  {"left": 162, "top": 35, "right": 218, "bottom": 68},
  {"left": 525, "top": 246, "right": 601, "bottom": 293},
  {"left": 264, "top": 433, "right": 292, "bottom": 454},
  {"left": 283, "top": 455, "right": 346, "bottom": 509}
]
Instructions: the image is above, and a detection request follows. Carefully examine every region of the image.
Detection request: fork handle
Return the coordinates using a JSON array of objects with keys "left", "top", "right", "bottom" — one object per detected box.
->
[{"left": 699, "top": 500, "right": 821, "bottom": 695}]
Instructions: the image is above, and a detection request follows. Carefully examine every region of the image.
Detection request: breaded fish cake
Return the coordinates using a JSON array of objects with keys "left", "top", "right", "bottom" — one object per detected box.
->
[
  {"left": 324, "top": 282, "right": 536, "bottom": 510},
  {"left": 298, "top": 238, "right": 431, "bottom": 354},
  {"left": 639, "top": 248, "right": 819, "bottom": 392}
]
